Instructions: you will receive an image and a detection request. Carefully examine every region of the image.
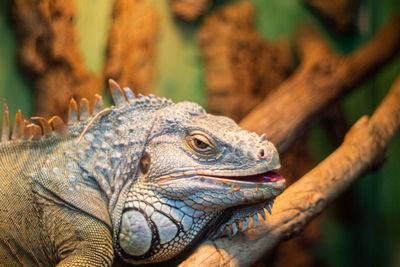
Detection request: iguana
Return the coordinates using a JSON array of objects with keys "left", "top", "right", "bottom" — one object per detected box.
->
[{"left": 0, "top": 80, "right": 285, "bottom": 266}]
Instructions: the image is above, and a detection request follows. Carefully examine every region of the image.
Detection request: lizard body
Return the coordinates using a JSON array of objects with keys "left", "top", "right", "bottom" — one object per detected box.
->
[{"left": 0, "top": 80, "right": 285, "bottom": 265}]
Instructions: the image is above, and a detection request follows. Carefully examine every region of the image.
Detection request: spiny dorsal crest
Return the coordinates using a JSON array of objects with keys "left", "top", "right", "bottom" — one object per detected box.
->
[{"left": 0, "top": 79, "right": 173, "bottom": 143}]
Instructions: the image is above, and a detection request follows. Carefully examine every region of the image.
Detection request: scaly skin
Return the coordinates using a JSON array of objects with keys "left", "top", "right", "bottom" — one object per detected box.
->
[{"left": 0, "top": 81, "right": 285, "bottom": 265}]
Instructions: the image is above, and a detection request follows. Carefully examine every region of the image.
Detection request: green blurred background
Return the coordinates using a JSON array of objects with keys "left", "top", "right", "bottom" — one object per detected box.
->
[{"left": 0, "top": 0, "right": 399, "bottom": 266}]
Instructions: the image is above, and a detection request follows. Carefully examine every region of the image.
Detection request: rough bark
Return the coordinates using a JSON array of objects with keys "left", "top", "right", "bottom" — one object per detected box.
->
[
  {"left": 104, "top": 0, "right": 159, "bottom": 96},
  {"left": 239, "top": 15, "right": 400, "bottom": 154},
  {"left": 170, "top": 0, "right": 214, "bottom": 21},
  {"left": 11, "top": 0, "right": 102, "bottom": 119},
  {"left": 179, "top": 72, "right": 400, "bottom": 267},
  {"left": 198, "top": 2, "right": 293, "bottom": 122},
  {"left": 303, "top": 0, "right": 359, "bottom": 33}
]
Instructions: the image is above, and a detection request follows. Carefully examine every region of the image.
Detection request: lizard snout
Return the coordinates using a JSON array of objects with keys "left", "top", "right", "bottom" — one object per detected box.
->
[{"left": 257, "top": 148, "right": 266, "bottom": 160}]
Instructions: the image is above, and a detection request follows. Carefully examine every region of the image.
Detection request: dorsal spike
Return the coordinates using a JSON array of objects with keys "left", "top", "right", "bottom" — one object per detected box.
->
[
  {"left": 79, "top": 98, "right": 90, "bottom": 120},
  {"left": 31, "top": 117, "right": 52, "bottom": 138},
  {"left": 68, "top": 98, "right": 79, "bottom": 123},
  {"left": 109, "top": 79, "right": 127, "bottom": 106},
  {"left": 29, "top": 124, "right": 42, "bottom": 140},
  {"left": 11, "top": 110, "right": 23, "bottom": 140},
  {"left": 1, "top": 100, "right": 10, "bottom": 142},
  {"left": 48, "top": 116, "right": 65, "bottom": 135},
  {"left": 93, "top": 94, "right": 103, "bottom": 115},
  {"left": 123, "top": 87, "right": 136, "bottom": 101},
  {"left": 23, "top": 120, "right": 33, "bottom": 140}
]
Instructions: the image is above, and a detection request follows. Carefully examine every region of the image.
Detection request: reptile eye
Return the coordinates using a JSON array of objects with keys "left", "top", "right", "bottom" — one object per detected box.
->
[
  {"left": 186, "top": 132, "right": 217, "bottom": 156},
  {"left": 193, "top": 138, "right": 209, "bottom": 149}
]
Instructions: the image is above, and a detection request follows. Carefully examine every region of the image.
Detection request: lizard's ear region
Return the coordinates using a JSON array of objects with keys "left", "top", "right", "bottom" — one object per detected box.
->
[{"left": 139, "top": 152, "right": 151, "bottom": 175}]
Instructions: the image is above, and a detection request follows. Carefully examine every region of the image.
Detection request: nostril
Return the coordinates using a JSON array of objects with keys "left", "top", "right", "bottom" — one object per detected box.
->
[{"left": 258, "top": 148, "right": 265, "bottom": 159}]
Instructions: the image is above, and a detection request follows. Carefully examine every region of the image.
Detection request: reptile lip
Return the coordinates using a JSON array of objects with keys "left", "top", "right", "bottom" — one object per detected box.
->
[{"left": 213, "top": 170, "right": 285, "bottom": 184}]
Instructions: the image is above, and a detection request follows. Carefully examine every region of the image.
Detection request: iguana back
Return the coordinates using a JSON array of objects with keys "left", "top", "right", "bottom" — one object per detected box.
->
[
  {"left": 0, "top": 141, "right": 55, "bottom": 265},
  {"left": 0, "top": 135, "right": 114, "bottom": 266}
]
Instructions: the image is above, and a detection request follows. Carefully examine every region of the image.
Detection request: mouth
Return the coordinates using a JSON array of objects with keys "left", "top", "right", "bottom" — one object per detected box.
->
[
  {"left": 212, "top": 170, "right": 285, "bottom": 184},
  {"left": 208, "top": 171, "right": 285, "bottom": 238}
]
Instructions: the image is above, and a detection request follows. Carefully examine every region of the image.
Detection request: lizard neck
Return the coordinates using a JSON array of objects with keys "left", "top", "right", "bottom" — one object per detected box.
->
[
  {"left": 67, "top": 126, "right": 141, "bottom": 216},
  {"left": 64, "top": 104, "right": 155, "bottom": 230}
]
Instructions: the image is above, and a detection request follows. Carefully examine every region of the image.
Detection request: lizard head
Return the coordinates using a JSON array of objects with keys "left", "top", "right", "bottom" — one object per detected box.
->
[{"left": 117, "top": 101, "right": 285, "bottom": 264}]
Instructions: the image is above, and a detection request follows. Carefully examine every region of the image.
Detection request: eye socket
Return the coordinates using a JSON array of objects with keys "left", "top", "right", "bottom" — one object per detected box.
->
[{"left": 186, "top": 132, "right": 217, "bottom": 156}]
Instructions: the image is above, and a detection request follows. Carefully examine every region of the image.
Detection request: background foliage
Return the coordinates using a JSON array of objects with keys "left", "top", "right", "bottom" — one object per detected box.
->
[{"left": 0, "top": 0, "right": 399, "bottom": 266}]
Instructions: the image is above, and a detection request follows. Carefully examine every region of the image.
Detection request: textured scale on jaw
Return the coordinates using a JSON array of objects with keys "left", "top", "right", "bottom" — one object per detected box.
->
[{"left": 117, "top": 97, "right": 285, "bottom": 264}]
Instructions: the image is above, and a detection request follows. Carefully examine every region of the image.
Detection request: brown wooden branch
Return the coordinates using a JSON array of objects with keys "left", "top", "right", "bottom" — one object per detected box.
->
[
  {"left": 104, "top": 0, "right": 159, "bottom": 95},
  {"left": 170, "top": 0, "right": 214, "bottom": 21},
  {"left": 179, "top": 72, "right": 400, "bottom": 267},
  {"left": 11, "top": 0, "right": 102, "bottom": 119},
  {"left": 239, "top": 15, "right": 400, "bottom": 154},
  {"left": 198, "top": 2, "right": 293, "bottom": 122}
]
